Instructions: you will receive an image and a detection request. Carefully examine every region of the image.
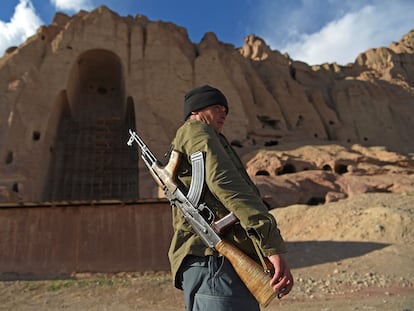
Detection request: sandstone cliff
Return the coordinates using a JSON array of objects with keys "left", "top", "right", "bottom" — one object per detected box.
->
[{"left": 0, "top": 6, "right": 413, "bottom": 203}]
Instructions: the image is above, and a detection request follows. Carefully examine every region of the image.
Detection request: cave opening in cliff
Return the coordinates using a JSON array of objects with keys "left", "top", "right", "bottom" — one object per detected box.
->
[
  {"left": 334, "top": 163, "right": 348, "bottom": 175},
  {"left": 5, "top": 151, "right": 13, "bottom": 164},
  {"left": 306, "top": 196, "right": 326, "bottom": 205},
  {"left": 277, "top": 163, "right": 296, "bottom": 175},
  {"left": 42, "top": 49, "right": 138, "bottom": 201},
  {"left": 255, "top": 170, "right": 270, "bottom": 176}
]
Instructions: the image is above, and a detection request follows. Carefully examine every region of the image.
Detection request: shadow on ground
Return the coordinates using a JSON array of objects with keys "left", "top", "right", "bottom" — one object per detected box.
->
[{"left": 284, "top": 241, "right": 389, "bottom": 269}]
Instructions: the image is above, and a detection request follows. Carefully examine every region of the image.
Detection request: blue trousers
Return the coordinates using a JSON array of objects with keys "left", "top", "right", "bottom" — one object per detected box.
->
[{"left": 177, "top": 255, "right": 260, "bottom": 311}]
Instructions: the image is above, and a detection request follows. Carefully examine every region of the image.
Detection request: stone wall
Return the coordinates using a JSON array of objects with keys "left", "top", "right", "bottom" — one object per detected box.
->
[{"left": 0, "top": 200, "right": 172, "bottom": 278}]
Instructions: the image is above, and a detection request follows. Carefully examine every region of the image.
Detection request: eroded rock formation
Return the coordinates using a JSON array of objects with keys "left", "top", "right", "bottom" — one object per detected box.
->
[
  {"left": 244, "top": 143, "right": 414, "bottom": 208},
  {"left": 0, "top": 6, "right": 413, "bottom": 203}
]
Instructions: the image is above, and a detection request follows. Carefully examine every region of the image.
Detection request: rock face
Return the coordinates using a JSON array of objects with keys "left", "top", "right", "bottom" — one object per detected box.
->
[
  {"left": 0, "top": 6, "right": 413, "bottom": 203},
  {"left": 244, "top": 143, "right": 414, "bottom": 208}
]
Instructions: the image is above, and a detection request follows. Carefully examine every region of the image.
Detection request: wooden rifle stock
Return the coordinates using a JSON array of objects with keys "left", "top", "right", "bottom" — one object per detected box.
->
[{"left": 215, "top": 240, "right": 277, "bottom": 307}]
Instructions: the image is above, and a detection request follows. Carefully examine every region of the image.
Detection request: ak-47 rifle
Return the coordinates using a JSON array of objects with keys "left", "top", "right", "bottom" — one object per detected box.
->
[{"left": 127, "top": 129, "right": 277, "bottom": 307}]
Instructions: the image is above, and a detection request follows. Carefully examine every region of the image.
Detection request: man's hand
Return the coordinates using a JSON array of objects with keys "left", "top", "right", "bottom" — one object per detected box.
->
[{"left": 267, "top": 254, "right": 294, "bottom": 298}]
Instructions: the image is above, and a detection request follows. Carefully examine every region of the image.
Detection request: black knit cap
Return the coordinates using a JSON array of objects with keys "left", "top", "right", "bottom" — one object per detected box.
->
[{"left": 183, "top": 85, "right": 229, "bottom": 120}]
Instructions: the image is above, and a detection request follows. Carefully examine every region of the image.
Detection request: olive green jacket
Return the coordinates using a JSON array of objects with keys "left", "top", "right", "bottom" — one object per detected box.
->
[{"left": 168, "top": 120, "right": 287, "bottom": 289}]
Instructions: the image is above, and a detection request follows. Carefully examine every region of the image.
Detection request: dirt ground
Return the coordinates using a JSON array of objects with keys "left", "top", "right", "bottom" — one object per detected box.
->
[{"left": 1, "top": 192, "right": 413, "bottom": 311}]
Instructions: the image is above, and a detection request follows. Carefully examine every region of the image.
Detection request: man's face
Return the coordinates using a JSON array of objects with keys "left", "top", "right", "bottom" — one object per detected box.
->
[{"left": 191, "top": 105, "right": 227, "bottom": 133}]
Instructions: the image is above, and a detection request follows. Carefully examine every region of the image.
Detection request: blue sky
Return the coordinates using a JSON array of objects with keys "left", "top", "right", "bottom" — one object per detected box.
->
[{"left": 1, "top": 0, "right": 413, "bottom": 65}]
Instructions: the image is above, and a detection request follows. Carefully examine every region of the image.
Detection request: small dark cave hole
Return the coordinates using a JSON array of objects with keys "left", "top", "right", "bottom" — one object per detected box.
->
[
  {"left": 33, "top": 131, "right": 41, "bottom": 141},
  {"left": 296, "top": 115, "right": 304, "bottom": 127},
  {"left": 255, "top": 170, "right": 270, "bottom": 176},
  {"left": 12, "top": 183, "right": 19, "bottom": 193},
  {"left": 277, "top": 163, "right": 296, "bottom": 175},
  {"left": 334, "top": 164, "right": 348, "bottom": 174},
  {"left": 322, "top": 164, "right": 332, "bottom": 171},
  {"left": 5, "top": 151, "right": 13, "bottom": 164},
  {"left": 264, "top": 140, "right": 278, "bottom": 147},
  {"left": 289, "top": 65, "right": 296, "bottom": 80},
  {"left": 307, "top": 197, "right": 325, "bottom": 205}
]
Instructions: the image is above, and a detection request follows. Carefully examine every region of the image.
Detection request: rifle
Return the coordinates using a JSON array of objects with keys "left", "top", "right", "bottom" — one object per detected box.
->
[{"left": 127, "top": 129, "right": 277, "bottom": 307}]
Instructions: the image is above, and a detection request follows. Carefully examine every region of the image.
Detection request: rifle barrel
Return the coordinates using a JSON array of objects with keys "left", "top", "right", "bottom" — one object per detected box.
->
[{"left": 128, "top": 129, "right": 158, "bottom": 166}]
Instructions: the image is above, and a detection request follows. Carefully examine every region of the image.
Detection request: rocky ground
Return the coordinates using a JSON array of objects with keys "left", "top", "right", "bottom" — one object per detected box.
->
[{"left": 1, "top": 192, "right": 413, "bottom": 311}]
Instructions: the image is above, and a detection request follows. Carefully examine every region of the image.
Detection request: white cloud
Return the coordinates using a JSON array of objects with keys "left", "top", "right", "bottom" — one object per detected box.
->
[
  {"left": 51, "top": 0, "right": 93, "bottom": 12},
  {"left": 0, "top": 0, "right": 43, "bottom": 56},
  {"left": 282, "top": 5, "right": 378, "bottom": 65},
  {"left": 264, "top": 1, "right": 414, "bottom": 65}
]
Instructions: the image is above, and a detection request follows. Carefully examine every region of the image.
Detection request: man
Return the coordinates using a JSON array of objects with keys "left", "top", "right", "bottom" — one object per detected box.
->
[{"left": 168, "top": 85, "right": 293, "bottom": 311}]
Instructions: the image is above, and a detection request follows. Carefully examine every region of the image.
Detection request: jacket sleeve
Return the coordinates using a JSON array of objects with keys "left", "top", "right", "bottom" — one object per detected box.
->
[{"left": 178, "top": 121, "right": 287, "bottom": 256}]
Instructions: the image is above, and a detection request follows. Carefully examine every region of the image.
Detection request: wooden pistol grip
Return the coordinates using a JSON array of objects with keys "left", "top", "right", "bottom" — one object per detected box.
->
[
  {"left": 211, "top": 212, "right": 238, "bottom": 234},
  {"left": 215, "top": 240, "right": 277, "bottom": 307}
]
